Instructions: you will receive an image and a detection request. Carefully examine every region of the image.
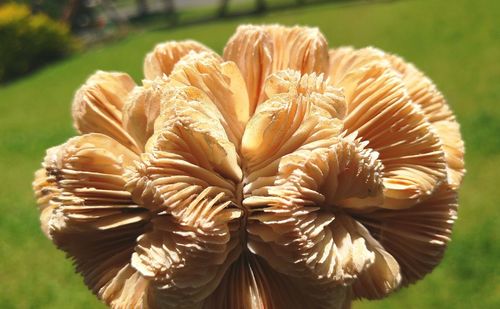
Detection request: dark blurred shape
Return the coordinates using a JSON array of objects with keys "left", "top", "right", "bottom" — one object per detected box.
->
[
  {"left": 218, "top": 0, "right": 270, "bottom": 17},
  {"left": 163, "top": 0, "right": 175, "bottom": 15},
  {"left": 255, "top": 0, "right": 266, "bottom": 12},
  {"left": 136, "top": 0, "right": 149, "bottom": 17},
  {"left": 218, "top": 0, "right": 230, "bottom": 17},
  {"left": 163, "top": 0, "right": 177, "bottom": 25},
  {"left": 62, "top": 0, "right": 101, "bottom": 32}
]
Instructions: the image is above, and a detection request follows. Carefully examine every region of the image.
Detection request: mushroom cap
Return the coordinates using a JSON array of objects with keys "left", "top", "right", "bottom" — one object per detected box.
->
[{"left": 33, "top": 24, "right": 464, "bottom": 308}]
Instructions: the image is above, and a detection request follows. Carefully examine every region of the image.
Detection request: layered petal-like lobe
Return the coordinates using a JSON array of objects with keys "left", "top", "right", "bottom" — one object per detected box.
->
[
  {"left": 387, "top": 54, "right": 465, "bottom": 188},
  {"left": 328, "top": 47, "right": 386, "bottom": 86},
  {"left": 244, "top": 138, "right": 384, "bottom": 283},
  {"left": 264, "top": 69, "right": 346, "bottom": 119},
  {"left": 293, "top": 136, "right": 385, "bottom": 209},
  {"left": 169, "top": 51, "right": 250, "bottom": 144},
  {"left": 133, "top": 215, "right": 241, "bottom": 308},
  {"left": 144, "top": 40, "right": 217, "bottom": 79},
  {"left": 122, "top": 78, "right": 169, "bottom": 151},
  {"left": 338, "top": 63, "right": 447, "bottom": 208},
  {"left": 241, "top": 70, "right": 344, "bottom": 184},
  {"left": 125, "top": 86, "right": 244, "bottom": 307},
  {"left": 34, "top": 133, "right": 150, "bottom": 307},
  {"left": 224, "top": 25, "right": 329, "bottom": 112},
  {"left": 329, "top": 47, "right": 465, "bottom": 189},
  {"left": 353, "top": 184, "right": 457, "bottom": 287},
  {"left": 223, "top": 25, "right": 273, "bottom": 113},
  {"left": 347, "top": 218, "right": 401, "bottom": 300},
  {"left": 242, "top": 74, "right": 384, "bottom": 306},
  {"left": 33, "top": 166, "right": 61, "bottom": 237},
  {"left": 203, "top": 254, "right": 349, "bottom": 309},
  {"left": 72, "top": 71, "right": 141, "bottom": 153},
  {"left": 264, "top": 25, "right": 329, "bottom": 75},
  {"left": 431, "top": 121, "right": 464, "bottom": 188}
]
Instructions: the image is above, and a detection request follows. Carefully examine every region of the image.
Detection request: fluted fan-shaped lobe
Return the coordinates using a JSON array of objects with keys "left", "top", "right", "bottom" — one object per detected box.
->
[
  {"left": 328, "top": 47, "right": 386, "bottom": 86},
  {"left": 336, "top": 63, "right": 447, "bottom": 208},
  {"left": 38, "top": 133, "right": 150, "bottom": 307},
  {"left": 143, "top": 40, "right": 218, "bottom": 79},
  {"left": 224, "top": 24, "right": 329, "bottom": 113},
  {"left": 33, "top": 166, "right": 61, "bottom": 237},
  {"left": 123, "top": 78, "right": 171, "bottom": 151},
  {"left": 33, "top": 24, "right": 464, "bottom": 309},
  {"left": 72, "top": 71, "right": 141, "bottom": 154},
  {"left": 386, "top": 53, "right": 465, "bottom": 188},
  {"left": 124, "top": 84, "right": 244, "bottom": 307},
  {"left": 329, "top": 46, "right": 465, "bottom": 189},
  {"left": 169, "top": 51, "right": 250, "bottom": 144},
  {"left": 263, "top": 69, "right": 346, "bottom": 119},
  {"left": 352, "top": 184, "right": 458, "bottom": 288}
]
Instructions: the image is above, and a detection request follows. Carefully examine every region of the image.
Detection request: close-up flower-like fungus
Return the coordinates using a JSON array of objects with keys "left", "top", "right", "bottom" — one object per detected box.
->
[{"left": 33, "top": 24, "right": 465, "bottom": 308}]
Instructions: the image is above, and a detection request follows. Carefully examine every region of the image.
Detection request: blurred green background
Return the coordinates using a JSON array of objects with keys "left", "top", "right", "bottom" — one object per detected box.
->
[{"left": 0, "top": 0, "right": 499, "bottom": 308}]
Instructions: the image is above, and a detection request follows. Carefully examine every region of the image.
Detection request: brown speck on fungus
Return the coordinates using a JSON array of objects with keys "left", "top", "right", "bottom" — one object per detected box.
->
[{"left": 33, "top": 24, "right": 465, "bottom": 308}]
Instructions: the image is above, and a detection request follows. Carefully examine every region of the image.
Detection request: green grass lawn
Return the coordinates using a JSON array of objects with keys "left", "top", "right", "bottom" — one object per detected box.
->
[{"left": 1, "top": 0, "right": 499, "bottom": 307}]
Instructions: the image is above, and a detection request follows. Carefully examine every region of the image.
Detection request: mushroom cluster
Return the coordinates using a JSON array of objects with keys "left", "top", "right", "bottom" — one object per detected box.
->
[{"left": 33, "top": 24, "right": 464, "bottom": 308}]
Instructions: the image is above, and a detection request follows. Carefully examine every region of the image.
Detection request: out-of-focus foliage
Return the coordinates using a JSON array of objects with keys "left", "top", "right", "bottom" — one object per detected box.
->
[
  {"left": 2, "top": 0, "right": 69, "bottom": 20},
  {"left": 0, "top": 3, "right": 76, "bottom": 82}
]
